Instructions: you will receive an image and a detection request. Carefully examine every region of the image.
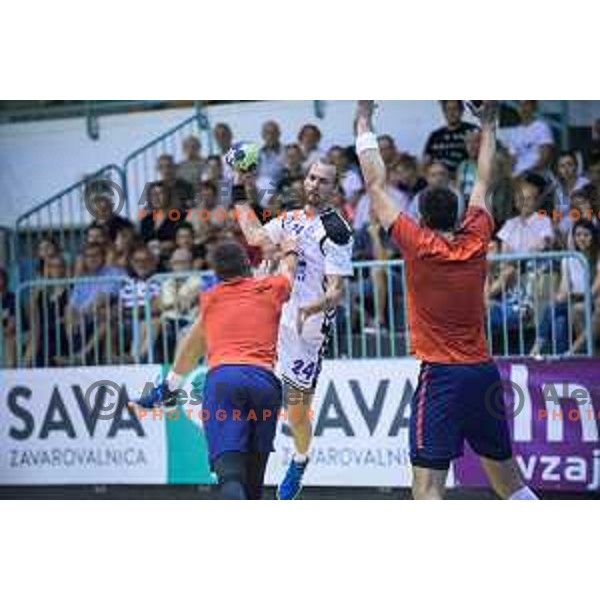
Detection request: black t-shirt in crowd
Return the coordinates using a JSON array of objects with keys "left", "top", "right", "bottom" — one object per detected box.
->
[
  {"left": 424, "top": 122, "right": 479, "bottom": 175},
  {"left": 1, "top": 291, "right": 16, "bottom": 327}
]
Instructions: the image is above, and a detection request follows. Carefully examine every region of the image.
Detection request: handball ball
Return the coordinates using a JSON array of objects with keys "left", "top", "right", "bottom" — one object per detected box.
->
[{"left": 225, "top": 141, "right": 259, "bottom": 172}]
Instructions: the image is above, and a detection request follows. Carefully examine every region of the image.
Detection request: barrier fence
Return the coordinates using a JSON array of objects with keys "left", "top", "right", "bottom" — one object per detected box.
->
[
  {"left": 14, "top": 165, "right": 126, "bottom": 282},
  {"left": 5, "top": 252, "right": 594, "bottom": 370}
]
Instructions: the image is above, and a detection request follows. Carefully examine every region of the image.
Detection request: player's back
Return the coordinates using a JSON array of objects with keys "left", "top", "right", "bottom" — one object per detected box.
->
[
  {"left": 201, "top": 275, "right": 291, "bottom": 370},
  {"left": 389, "top": 206, "right": 493, "bottom": 363}
]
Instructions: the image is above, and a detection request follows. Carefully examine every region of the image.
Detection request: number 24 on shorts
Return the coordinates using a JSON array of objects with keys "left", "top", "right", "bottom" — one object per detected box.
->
[{"left": 291, "top": 359, "right": 315, "bottom": 382}]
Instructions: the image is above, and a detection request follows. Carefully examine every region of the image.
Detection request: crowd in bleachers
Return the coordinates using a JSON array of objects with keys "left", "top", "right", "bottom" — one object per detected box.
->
[{"left": 2, "top": 100, "right": 600, "bottom": 367}]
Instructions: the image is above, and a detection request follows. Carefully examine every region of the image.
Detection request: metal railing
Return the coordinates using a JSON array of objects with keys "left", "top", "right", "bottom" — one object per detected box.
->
[
  {"left": 15, "top": 274, "right": 137, "bottom": 368},
  {"left": 4, "top": 252, "right": 594, "bottom": 370},
  {"left": 14, "top": 165, "right": 126, "bottom": 282},
  {"left": 123, "top": 113, "right": 213, "bottom": 212}
]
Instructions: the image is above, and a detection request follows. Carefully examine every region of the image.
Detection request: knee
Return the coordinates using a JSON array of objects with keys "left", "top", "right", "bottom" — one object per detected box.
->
[{"left": 412, "top": 479, "right": 444, "bottom": 500}]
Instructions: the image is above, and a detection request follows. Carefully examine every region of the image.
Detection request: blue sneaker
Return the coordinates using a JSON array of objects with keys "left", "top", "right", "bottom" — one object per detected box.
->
[
  {"left": 130, "top": 377, "right": 177, "bottom": 411},
  {"left": 277, "top": 458, "right": 309, "bottom": 500}
]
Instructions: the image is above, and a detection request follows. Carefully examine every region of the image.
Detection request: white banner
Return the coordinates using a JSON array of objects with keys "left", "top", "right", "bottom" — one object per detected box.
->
[
  {"left": 265, "top": 359, "right": 455, "bottom": 487},
  {"left": 0, "top": 366, "right": 166, "bottom": 484}
]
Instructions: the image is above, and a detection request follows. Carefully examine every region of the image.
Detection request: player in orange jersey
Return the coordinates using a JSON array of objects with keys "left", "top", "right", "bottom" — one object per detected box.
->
[
  {"left": 133, "top": 238, "right": 298, "bottom": 499},
  {"left": 355, "top": 101, "right": 537, "bottom": 500}
]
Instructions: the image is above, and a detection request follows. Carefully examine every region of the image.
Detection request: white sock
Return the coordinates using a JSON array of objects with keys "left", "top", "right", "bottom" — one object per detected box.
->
[
  {"left": 509, "top": 486, "right": 539, "bottom": 500},
  {"left": 294, "top": 453, "right": 309, "bottom": 464}
]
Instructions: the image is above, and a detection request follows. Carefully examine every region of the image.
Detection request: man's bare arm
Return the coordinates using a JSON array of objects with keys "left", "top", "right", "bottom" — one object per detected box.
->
[
  {"left": 355, "top": 101, "right": 400, "bottom": 230},
  {"left": 232, "top": 182, "right": 272, "bottom": 248},
  {"left": 469, "top": 101, "right": 499, "bottom": 213}
]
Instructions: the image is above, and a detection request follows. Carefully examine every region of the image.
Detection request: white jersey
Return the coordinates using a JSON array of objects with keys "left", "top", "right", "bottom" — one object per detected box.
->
[{"left": 263, "top": 207, "right": 354, "bottom": 330}]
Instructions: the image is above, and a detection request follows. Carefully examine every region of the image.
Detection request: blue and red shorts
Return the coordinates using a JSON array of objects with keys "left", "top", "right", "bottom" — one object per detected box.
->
[
  {"left": 203, "top": 364, "right": 283, "bottom": 463},
  {"left": 410, "top": 361, "right": 513, "bottom": 470}
]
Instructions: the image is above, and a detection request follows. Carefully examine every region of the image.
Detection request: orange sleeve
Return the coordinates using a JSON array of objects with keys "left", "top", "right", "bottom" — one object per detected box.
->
[
  {"left": 462, "top": 207, "right": 494, "bottom": 246},
  {"left": 268, "top": 275, "right": 292, "bottom": 306},
  {"left": 389, "top": 214, "right": 423, "bottom": 258}
]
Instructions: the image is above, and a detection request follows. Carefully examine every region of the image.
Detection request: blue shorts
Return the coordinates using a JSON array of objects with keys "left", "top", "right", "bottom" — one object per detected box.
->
[
  {"left": 203, "top": 365, "right": 283, "bottom": 463},
  {"left": 410, "top": 361, "right": 513, "bottom": 470}
]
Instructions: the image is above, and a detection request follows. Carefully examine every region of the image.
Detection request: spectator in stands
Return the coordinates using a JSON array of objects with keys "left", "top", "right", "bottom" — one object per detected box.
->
[
  {"left": 156, "top": 153, "right": 194, "bottom": 210},
  {"left": 119, "top": 245, "right": 161, "bottom": 363},
  {"left": 556, "top": 184, "right": 599, "bottom": 245},
  {"left": 329, "top": 188, "right": 354, "bottom": 223},
  {"left": 531, "top": 220, "right": 600, "bottom": 356},
  {"left": 35, "top": 237, "right": 62, "bottom": 278},
  {"left": 327, "top": 145, "right": 364, "bottom": 210},
  {"left": 23, "top": 256, "right": 70, "bottom": 367},
  {"left": 589, "top": 119, "right": 600, "bottom": 167},
  {"left": 278, "top": 143, "right": 306, "bottom": 191},
  {"left": 140, "top": 182, "right": 180, "bottom": 244},
  {"left": 588, "top": 160, "right": 600, "bottom": 199},
  {"left": 175, "top": 221, "right": 206, "bottom": 267},
  {"left": 85, "top": 223, "right": 110, "bottom": 246},
  {"left": 298, "top": 124, "right": 323, "bottom": 170},
  {"left": 497, "top": 175, "right": 555, "bottom": 254},
  {"left": 67, "top": 243, "right": 125, "bottom": 364},
  {"left": 554, "top": 151, "right": 589, "bottom": 211},
  {"left": 176, "top": 135, "right": 205, "bottom": 193},
  {"left": 190, "top": 180, "right": 232, "bottom": 240},
  {"left": 214, "top": 122, "right": 233, "bottom": 155},
  {"left": 394, "top": 154, "right": 427, "bottom": 199},
  {"left": 501, "top": 100, "right": 555, "bottom": 176},
  {"left": 258, "top": 120, "right": 286, "bottom": 187},
  {"left": 107, "top": 225, "right": 139, "bottom": 270},
  {"left": 74, "top": 224, "right": 114, "bottom": 276},
  {"left": 487, "top": 177, "right": 557, "bottom": 342},
  {"left": 456, "top": 130, "right": 481, "bottom": 201},
  {"left": 214, "top": 123, "right": 235, "bottom": 182},
  {"left": 159, "top": 248, "right": 201, "bottom": 360},
  {"left": 377, "top": 135, "right": 399, "bottom": 171},
  {"left": 89, "top": 193, "right": 134, "bottom": 242},
  {"left": 408, "top": 162, "right": 460, "bottom": 222},
  {"left": 423, "top": 101, "right": 478, "bottom": 176},
  {"left": 0, "top": 266, "right": 16, "bottom": 368}
]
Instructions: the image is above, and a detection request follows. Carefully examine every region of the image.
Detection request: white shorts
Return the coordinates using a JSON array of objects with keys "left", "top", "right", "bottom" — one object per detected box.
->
[{"left": 276, "top": 316, "right": 332, "bottom": 391}]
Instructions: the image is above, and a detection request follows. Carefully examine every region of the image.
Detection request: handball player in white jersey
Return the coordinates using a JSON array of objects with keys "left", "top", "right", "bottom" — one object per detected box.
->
[{"left": 233, "top": 159, "right": 354, "bottom": 499}]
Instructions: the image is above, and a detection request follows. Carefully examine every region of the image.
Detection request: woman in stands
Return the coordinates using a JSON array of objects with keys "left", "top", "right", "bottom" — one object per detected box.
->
[{"left": 531, "top": 220, "right": 600, "bottom": 356}]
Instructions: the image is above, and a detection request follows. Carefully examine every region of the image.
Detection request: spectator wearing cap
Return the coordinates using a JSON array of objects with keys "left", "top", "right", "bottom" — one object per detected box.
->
[
  {"left": 423, "top": 101, "right": 479, "bottom": 177},
  {"left": 500, "top": 100, "right": 555, "bottom": 176},
  {"left": 176, "top": 135, "right": 205, "bottom": 194}
]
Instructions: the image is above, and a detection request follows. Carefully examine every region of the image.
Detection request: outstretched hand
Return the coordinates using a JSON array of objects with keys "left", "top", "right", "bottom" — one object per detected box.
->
[
  {"left": 355, "top": 100, "right": 377, "bottom": 134},
  {"left": 466, "top": 101, "right": 499, "bottom": 126}
]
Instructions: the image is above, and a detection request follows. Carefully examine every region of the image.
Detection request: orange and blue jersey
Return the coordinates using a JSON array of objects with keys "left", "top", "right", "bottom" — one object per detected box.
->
[
  {"left": 200, "top": 274, "right": 291, "bottom": 371},
  {"left": 389, "top": 206, "right": 494, "bottom": 364}
]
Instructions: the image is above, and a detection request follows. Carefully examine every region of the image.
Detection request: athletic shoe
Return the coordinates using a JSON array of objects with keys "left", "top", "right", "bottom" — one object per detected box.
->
[{"left": 277, "top": 458, "right": 309, "bottom": 500}]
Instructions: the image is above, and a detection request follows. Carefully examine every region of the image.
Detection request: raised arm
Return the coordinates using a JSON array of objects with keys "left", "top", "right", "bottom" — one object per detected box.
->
[
  {"left": 354, "top": 101, "right": 400, "bottom": 230},
  {"left": 232, "top": 174, "right": 273, "bottom": 248},
  {"left": 469, "top": 101, "right": 499, "bottom": 213}
]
